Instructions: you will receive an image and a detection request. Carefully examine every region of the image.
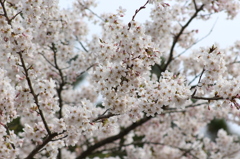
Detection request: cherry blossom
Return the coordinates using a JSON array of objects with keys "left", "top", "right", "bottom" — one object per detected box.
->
[{"left": 0, "top": 0, "right": 240, "bottom": 158}]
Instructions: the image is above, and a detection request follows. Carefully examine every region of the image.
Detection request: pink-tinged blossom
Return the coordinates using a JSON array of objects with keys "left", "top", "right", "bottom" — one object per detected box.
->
[
  {"left": 117, "top": 6, "right": 126, "bottom": 17},
  {"left": 0, "top": 0, "right": 240, "bottom": 158}
]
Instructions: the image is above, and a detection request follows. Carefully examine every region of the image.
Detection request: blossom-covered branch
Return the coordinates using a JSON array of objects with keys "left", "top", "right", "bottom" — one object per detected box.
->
[{"left": 0, "top": 0, "right": 240, "bottom": 158}]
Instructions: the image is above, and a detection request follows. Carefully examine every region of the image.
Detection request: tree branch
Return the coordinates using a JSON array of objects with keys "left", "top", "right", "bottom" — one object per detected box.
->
[
  {"left": 77, "top": 1, "right": 105, "bottom": 21},
  {"left": 18, "top": 52, "right": 52, "bottom": 135},
  {"left": 76, "top": 116, "right": 152, "bottom": 159},
  {"left": 25, "top": 133, "right": 58, "bottom": 159},
  {"left": 92, "top": 112, "right": 120, "bottom": 123},
  {"left": 174, "top": 17, "right": 218, "bottom": 59},
  {"left": 50, "top": 43, "right": 66, "bottom": 119},
  {"left": 191, "top": 67, "right": 205, "bottom": 96},
  {"left": 163, "top": 4, "right": 204, "bottom": 71},
  {"left": 192, "top": 0, "right": 197, "bottom": 11},
  {"left": 75, "top": 36, "right": 88, "bottom": 52},
  {"left": 128, "top": 0, "right": 149, "bottom": 30}
]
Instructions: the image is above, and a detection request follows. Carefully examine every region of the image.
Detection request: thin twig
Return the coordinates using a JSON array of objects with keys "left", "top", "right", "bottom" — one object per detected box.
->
[
  {"left": 185, "top": 102, "right": 208, "bottom": 108},
  {"left": 39, "top": 52, "right": 56, "bottom": 68},
  {"left": 103, "top": 141, "right": 194, "bottom": 154},
  {"left": 9, "top": 10, "right": 22, "bottom": 22},
  {"left": 51, "top": 134, "right": 68, "bottom": 141},
  {"left": 75, "top": 36, "right": 88, "bottom": 52},
  {"left": 192, "top": 96, "right": 223, "bottom": 100},
  {"left": 92, "top": 112, "right": 120, "bottom": 122},
  {"left": 174, "top": 17, "right": 218, "bottom": 59},
  {"left": 128, "top": 0, "right": 149, "bottom": 30},
  {"left": 188, "top": 74, "right": 201, "bottom": 86},
  {"left": 161, "top": 102, "right": 208, "bottom": 114},
  {"left": 78, "top": 63, "right": 98, "bottom": 77},
  {"left": 77, "top": 1, "right": 105, "bottom": 21},
  {"left": 191, "top": 68, "right": 205, "bottom": 96}
]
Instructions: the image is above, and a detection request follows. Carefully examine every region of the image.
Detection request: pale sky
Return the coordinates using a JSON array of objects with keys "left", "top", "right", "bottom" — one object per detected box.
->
[{"left": 59, "top": 0, "right": 240, "bottom": 49}]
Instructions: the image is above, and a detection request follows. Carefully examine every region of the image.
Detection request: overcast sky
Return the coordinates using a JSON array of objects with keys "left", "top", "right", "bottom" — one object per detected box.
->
[{"left": 59, "top": 0, "right": 240, "bottom": 48}]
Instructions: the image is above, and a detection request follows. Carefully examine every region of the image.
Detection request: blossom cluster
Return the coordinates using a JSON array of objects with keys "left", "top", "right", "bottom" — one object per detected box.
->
[{"left": 0, "top": 0, "right": 240, "bottom": 158}]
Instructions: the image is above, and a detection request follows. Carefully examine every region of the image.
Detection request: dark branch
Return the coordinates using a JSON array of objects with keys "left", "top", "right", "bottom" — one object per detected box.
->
[
  {"left": 128, "top": 0, "right": 149, "bottom": 30},
  {"left": 92, "top": 112, "right": 120, "bottom": 122},
  {"left": 76, "top": 116, "right": 152, "bottom": 159},
  {"left": 163, "top": 4, "right": 204, "bottom": 71},
  {"left": 25, "top": 133, "right": 58, "bottom": 159},
  {"left": 78, "top": 63, "right": 98, "bottom": 77},
  {"left": 173, "top": 17, "right": 218, "bottom": 59},
  {"left": 192, "top": 96, "right": 223, "bottom": 100},
  {"left": 18, "top": 52, "right": 51, "bottom": 135},
  {"left": 192, "top": 0, "right": 197, "bottom": 11},
  {"left": 50, "top": 43, "right": 66, "bottom": 119}
]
